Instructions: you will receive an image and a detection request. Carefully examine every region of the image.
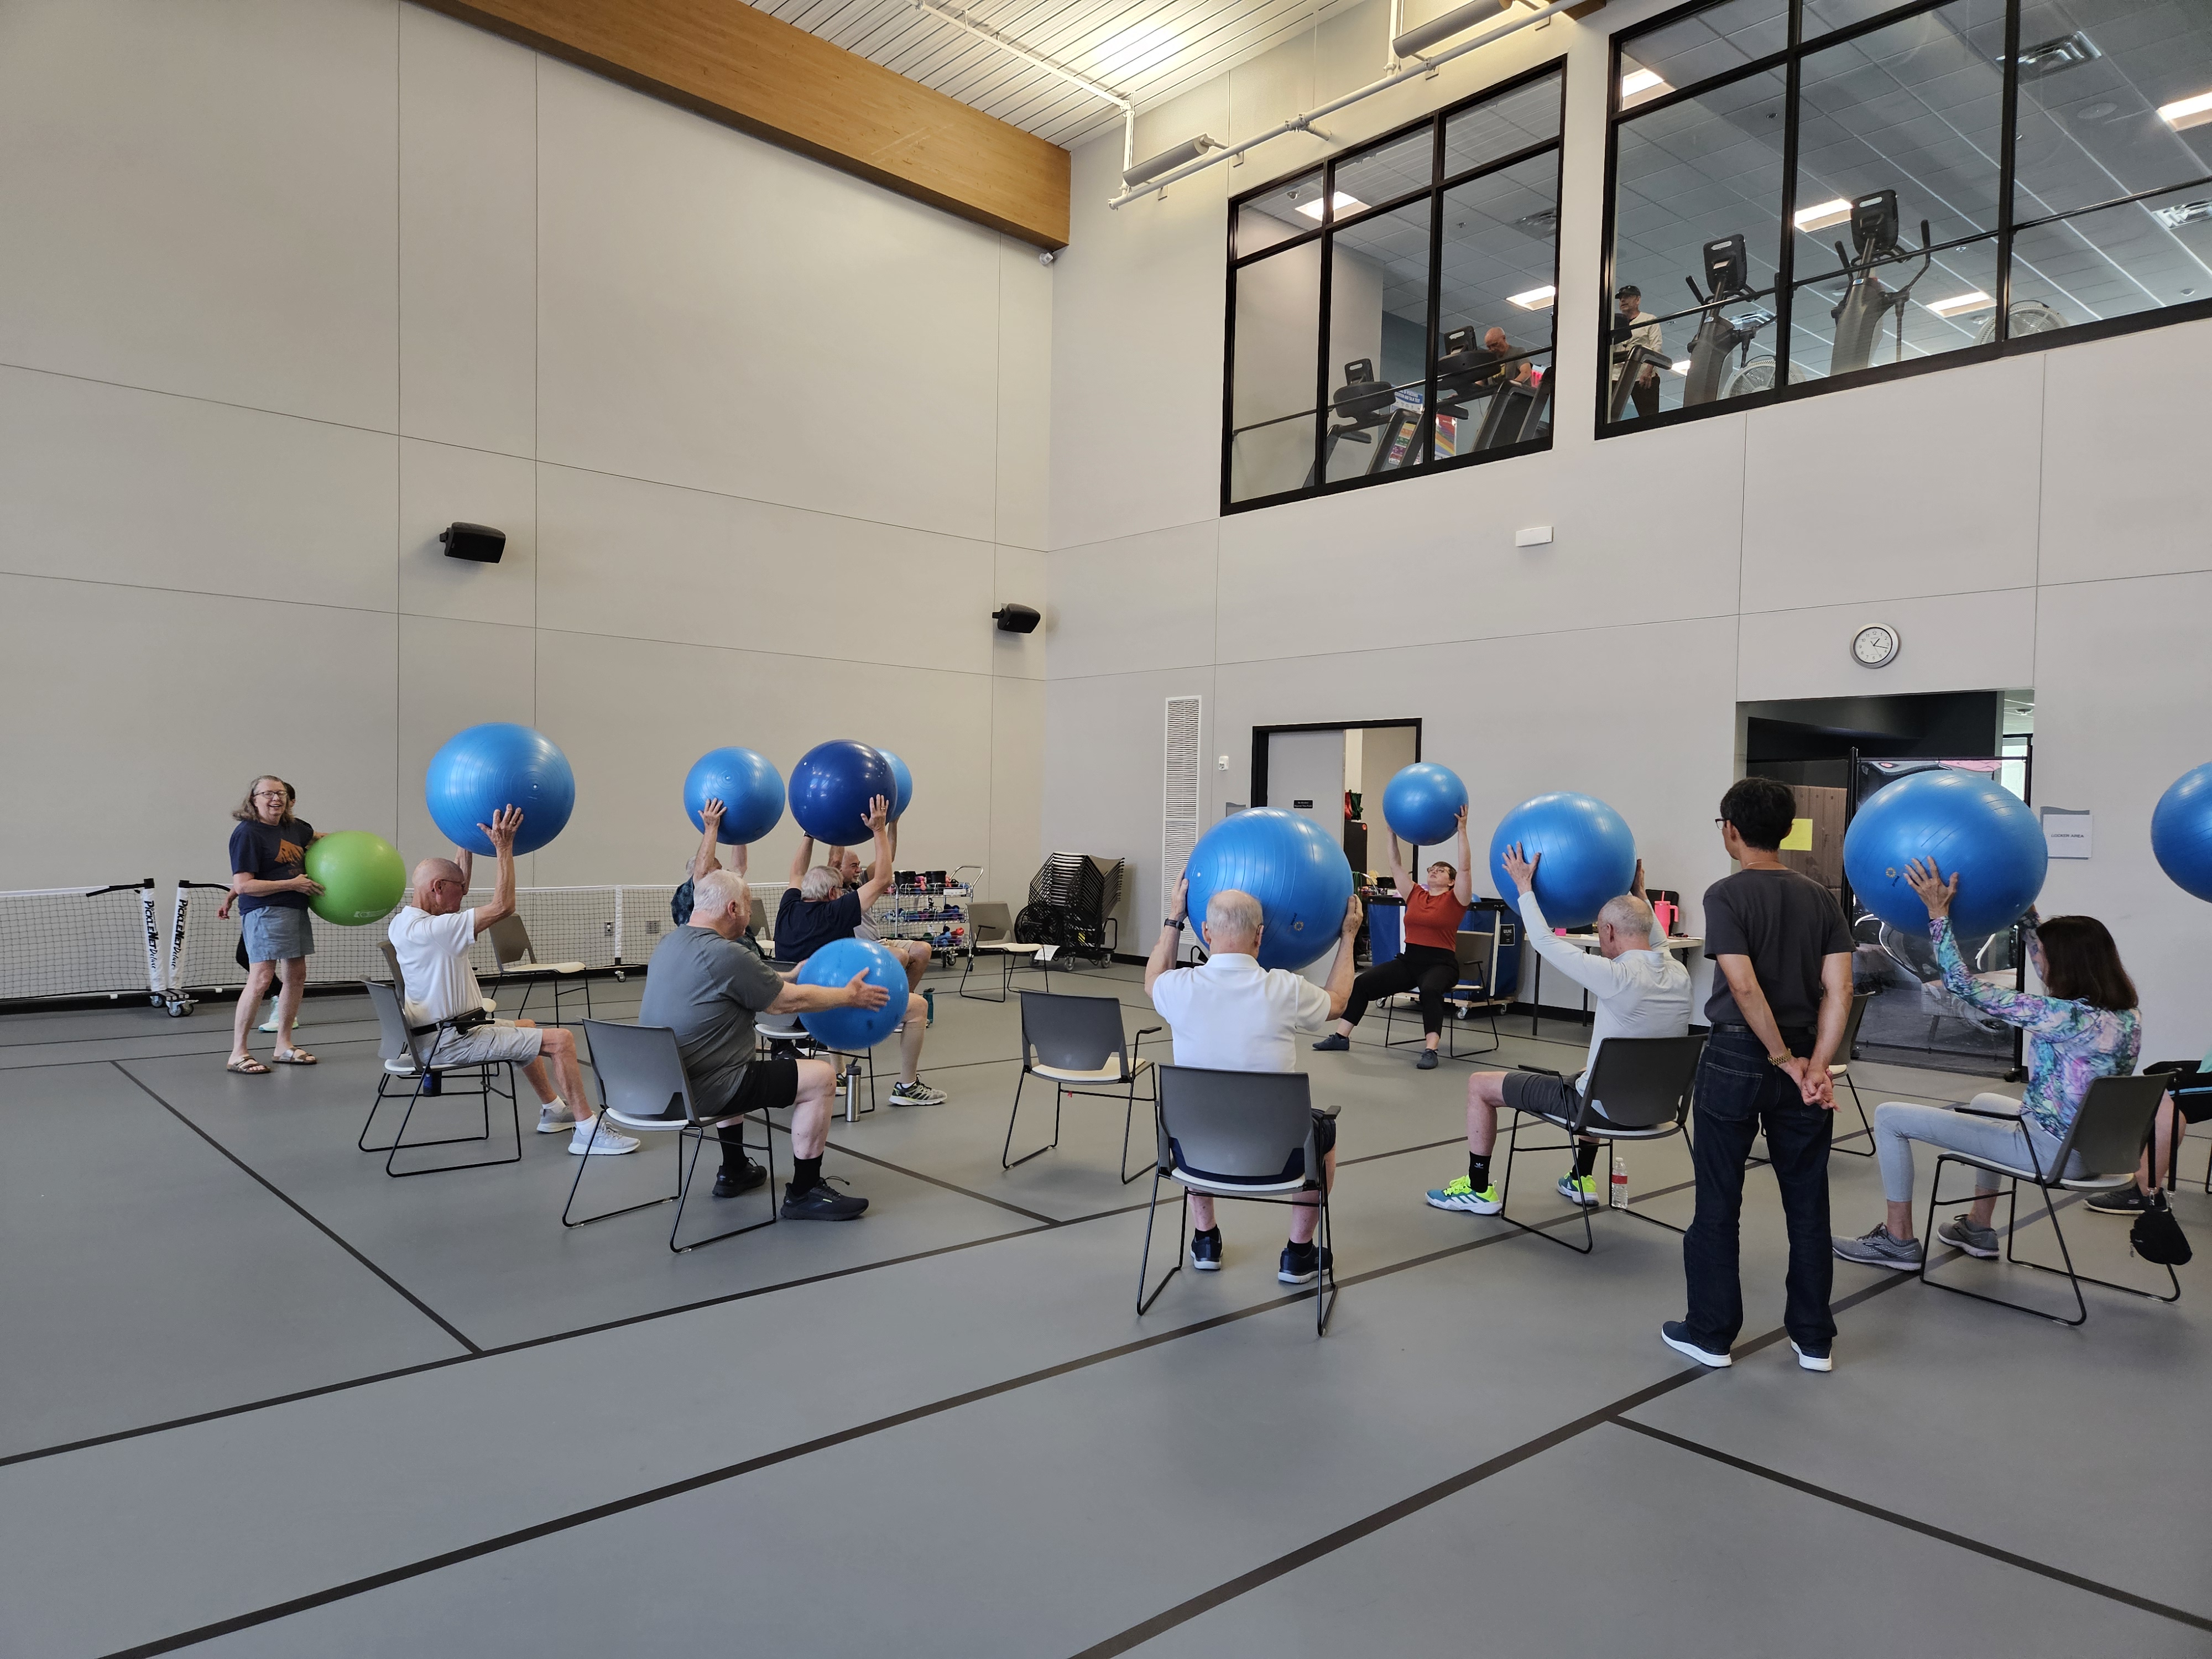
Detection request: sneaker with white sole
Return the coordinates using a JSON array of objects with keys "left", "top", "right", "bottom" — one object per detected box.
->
[
  {"left": 569, "top": 1120, "right": 640, "bottom": 1156},
  {"left": 1935, "top": 1214, "right": 2000, "bottom": 1258},
  {"left": 1790, "top": 1340, "right": 1833, "bottom": 1373},
  {"left": 1557, "top": 1171, "right": 1600, "bottom": 1208},
  {"left": 536, "top": 1104, "right": 581, "bottom": 1134},
  {"left": 1832, "top": 1224, "right": 1921, "bottom": 1269},
  {"left": 1425, "top": 1175, "right": 1503, "bottom": 1215},
  {"left": 1190, "top": 1227, "right": 1223, "bottom": 1271},
  {"left": 889, "top": 1079, "right": 947, "bottom": 1106},
  {"left": 1660, "top": 1320, "right": 1731, "bottom": 1367}
]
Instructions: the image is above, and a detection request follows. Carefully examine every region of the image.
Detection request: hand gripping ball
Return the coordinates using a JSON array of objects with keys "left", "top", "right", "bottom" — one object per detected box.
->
[
  {"left": 424, "top": 724, "right": 575, "bottom": 857},
  {"left": 684, "top": 748, "right": 785, "bottom": 844},
  {"left": 796, "top": 936, "right": 909, "bottom": 1050}
]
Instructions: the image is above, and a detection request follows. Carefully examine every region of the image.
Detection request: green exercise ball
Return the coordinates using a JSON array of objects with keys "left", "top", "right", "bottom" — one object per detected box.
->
[{"left": 304, "top": 831, "right": 407, "bottom": 927}]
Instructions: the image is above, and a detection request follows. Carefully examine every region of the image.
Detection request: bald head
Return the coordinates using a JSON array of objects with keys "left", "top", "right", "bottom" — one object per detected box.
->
[
  {"left": 410, "top": 857, "right": 467, "bottom": 916},
  {"left": 1595, "top": 893, "right": 1655, "bottom": 958},
  {"left": 1203, "top": 889, "right": 1264, "bottom": 956}
]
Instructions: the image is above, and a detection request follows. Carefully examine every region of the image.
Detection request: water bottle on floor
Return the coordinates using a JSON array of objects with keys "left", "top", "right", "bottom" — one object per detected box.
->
[{"left": 1610, "top": 1152, "right": 1629, "bottom": 1210}]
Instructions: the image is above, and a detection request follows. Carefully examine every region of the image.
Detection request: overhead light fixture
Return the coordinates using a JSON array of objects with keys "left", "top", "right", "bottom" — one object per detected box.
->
[
  {"left": 2159, "top": 89, "right": 2212, "bottom": 132},
  {"left": 2152, "top": 198, "right": 2212, "bottom": 229},
  {"left": 1296, "top": 191, "right": 1367, "bottom": 220},
  {"left": 1394, "top": 0, "right": 1535, "bottom": 62},
  {"left": 1794, "top": 198, "right": 1854, "bottom": 232},
  {"left": 1670, "top": 358, "right": 1692, "bottom": 374},
  {"left": 1926, "top": 290, "right": 1995, "bottom": 317},
  {"left": 1507, "top": 284, "right": 1557, "bottom": 309},
  {"left": 1124, "top": 133, "right": 1220, "bottom": 189},
  {"left": 1620, "top": 67, "right": 1668, "bottom": 98},
  {"left": 2014, "top": 30, "right": 2101, "bottom": 80}
]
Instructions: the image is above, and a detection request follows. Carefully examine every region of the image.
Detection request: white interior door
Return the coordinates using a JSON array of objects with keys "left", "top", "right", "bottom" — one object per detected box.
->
[{"left": 1265, "top": 729, "right": 1346, "bottom": 989}]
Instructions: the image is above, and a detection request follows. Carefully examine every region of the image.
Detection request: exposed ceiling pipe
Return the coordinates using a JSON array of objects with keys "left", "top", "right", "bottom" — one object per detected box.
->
[
  {"left": 1106, "top": 0, "right": 1584, "bottom": 209},
  {"left": 911, "top": 0, "right": 1138, "bottom": 167}
]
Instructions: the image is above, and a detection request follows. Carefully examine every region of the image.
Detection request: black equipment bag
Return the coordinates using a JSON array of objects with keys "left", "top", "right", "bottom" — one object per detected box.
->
[{"left": 2131, "top": 1190, "right": 2192, "bottom": 1267}]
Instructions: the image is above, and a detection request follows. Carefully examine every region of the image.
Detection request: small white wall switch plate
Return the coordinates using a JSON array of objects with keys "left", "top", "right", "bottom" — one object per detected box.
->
[
  {"left": 1515, "top": 525, "right": 1553, "bottom": 547},
  {"left": 1217, "top": 755, "right": 1231, "bottom": 770}
]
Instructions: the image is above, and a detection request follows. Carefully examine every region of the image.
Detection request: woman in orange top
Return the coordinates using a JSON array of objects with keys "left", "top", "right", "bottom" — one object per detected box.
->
[{"left": 1313, "top": 806, "right": 1474, "bottom": 1069}]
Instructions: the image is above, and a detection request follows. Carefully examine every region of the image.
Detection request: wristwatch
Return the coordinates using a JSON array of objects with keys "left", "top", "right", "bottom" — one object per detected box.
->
[{"left": 1164, "top": 916, "right": 1185, "bottom": 930}]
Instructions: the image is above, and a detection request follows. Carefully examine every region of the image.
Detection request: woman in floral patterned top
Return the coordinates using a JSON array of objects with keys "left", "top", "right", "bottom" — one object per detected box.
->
[{"left": 1833, "top": 858, "right": 2145, "bottom": 1271}]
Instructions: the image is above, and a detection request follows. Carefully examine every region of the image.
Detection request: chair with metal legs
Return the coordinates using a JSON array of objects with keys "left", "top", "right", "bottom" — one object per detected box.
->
[
  {"left": 1495, "top": 1034, "right": 1707, "bottom": 1254},
  {"left": 1003, "top": 991, "right": 1160, "bottom": 1181},
  {"left": 564, "top": 1020, "right": 778, "bottom": 1252},
  {"left": 1138, "top": 1066, "right": 1338, "bottom": 1334},
  {"left": 2141, "top": 1061, "right": 2212, "bottom": 1193},
  {"left": 959, "top": 901, "right": 1042, "bottom": 1001},
  {"left": 487, "top": 912, "right": 592, "bottom": 1026},
  {"left": 1918, "top": 1074, "right": 2180, "bottom": 1326},
  {"left": 358, "top": 979, "right": 521, "bottom": 1177},
  {"left": 1825, "top": 990, "right": 1877, "bottom": 1157}
]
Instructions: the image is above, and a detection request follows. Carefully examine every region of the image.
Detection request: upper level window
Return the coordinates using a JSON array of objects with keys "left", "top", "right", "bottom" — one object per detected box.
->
[
  {"left": 1225, "top": 66, "right": 1567, "bottom": 510},
  {"left": 1603, "top": 0, "right": 2212, "bottom": 430}
]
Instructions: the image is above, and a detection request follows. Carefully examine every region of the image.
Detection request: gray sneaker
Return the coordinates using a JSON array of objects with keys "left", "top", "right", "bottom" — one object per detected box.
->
[
  {"left": 1935, "top": 1214, "right": 2000, "bottom": 1259},
  {"left": 1832, "top": 1224, "right": 1922, "bottom": 1270}
]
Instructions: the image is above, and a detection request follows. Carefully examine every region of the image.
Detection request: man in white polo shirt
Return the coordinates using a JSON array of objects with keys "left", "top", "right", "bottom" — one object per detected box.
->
[
  {"left": 1145, "top": 878, "right": 1361, "bottom": 1284},
  {"left": 1425, "top": 847, "right": 1689, "bottom": 1215}
]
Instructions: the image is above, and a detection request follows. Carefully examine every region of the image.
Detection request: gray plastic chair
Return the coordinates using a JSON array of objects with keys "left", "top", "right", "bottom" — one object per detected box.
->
[
  {"left": 357, "top": 978, "right": 521, "bottom": 1177},
  {"left": 1921, "top": 1073, "right": 2179, "bottom": 1325},
  {"left": 1496, "top": 1034, "right": 1707, "bottom": 1254},
  {"left": 1004, "top": 991, "right": 1160, "bottom": 1182},
  {"left": 487, "top": 911, "right": 591, "bottom": 1026},
  {"left": 961, "top": 900, "right": 1040, "bottom": 1001},
  {"left": 1139, "top": 1065, "right": 1337, "bottom": 1334},
  {"left": 565, "top": 1019, "right": 777, "bottom": 1253}
]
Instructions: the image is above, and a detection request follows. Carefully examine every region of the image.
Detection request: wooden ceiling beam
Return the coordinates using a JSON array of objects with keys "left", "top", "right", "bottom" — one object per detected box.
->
[{"left": 419, "top": 0, "right": 1072, "bottom": 248}]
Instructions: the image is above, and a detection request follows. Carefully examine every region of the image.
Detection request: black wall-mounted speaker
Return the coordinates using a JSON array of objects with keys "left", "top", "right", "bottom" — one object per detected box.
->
[
  {"left": 440, "top": 522, "right": 507, "bottom": 563},
  {"left": 992, "top": 603, "right": 1041, "bottom": 635}
]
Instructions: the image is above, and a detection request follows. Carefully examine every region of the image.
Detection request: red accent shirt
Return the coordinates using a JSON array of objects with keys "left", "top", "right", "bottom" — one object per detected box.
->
[{"left": 1403, "top": 885, "right": 1468, "bottom": 951}]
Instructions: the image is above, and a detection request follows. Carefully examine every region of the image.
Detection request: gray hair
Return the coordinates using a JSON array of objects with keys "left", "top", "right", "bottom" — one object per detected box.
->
[
  {"left": 1205, "top": 888, "right": 1264, "bottom": 946},
  {"left": 1597, "top": 893, "right": 1654, "bottom": 941},
  {"left": 800, "top": 865, "right": 842, "bottom": 901},
  {"left": 694, "top": 867, "right": 750, "bottom": 920}
]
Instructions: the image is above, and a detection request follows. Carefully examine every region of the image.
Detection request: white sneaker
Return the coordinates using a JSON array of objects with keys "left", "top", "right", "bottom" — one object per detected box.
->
[
  {"left": 570, "top": 1120, "right": 640, "bottom": 1155},
  {"left": 536, "top": 1104, "right": 581, "bottom": 1134},
  {"left": 1791, "top": 1340, "right": 1834, "bottom": 1373},
  {"left": 258, "top": 1016, "right": 281, "bottom": 1034}
]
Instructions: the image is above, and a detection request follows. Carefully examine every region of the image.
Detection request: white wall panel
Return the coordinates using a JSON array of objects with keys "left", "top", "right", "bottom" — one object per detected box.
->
[
  {"left": 989, "top": 675, "right": 1047, "bottom": 911},
  {"left": 399, "top": 440, "right": 537, "bottom": 628},
  {"left": 0, "top": 368, "right": 398, "bottom": 612},
  {"left": 995, "top": 239, "right": 1055, "bottom": 552},
  {"left": 1735, "top": 587, "right": 2037, "bottom": 703},
  {"left": 1048, "top": 521, "right": 1220, "bottom": 680},
  {"left": 398, "top": 4, "right": 537, "bottom": 458},
  {"left": 0, "top": 0, "right": 399, "bottom": 429}
]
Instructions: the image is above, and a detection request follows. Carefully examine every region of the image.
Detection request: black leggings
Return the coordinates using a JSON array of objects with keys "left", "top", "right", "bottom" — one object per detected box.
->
[{"left": 1343, "top": 944, "right": 1460, "bottom": 1036}]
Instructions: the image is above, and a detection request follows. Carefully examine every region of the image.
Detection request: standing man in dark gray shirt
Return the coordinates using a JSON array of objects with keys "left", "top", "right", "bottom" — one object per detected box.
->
[
  {"left": 1664, "top": 777, "right": 1853, "bottom": 1374},
  {"left": 638, "top": 868, "right": 889, "bottom": 1220}
]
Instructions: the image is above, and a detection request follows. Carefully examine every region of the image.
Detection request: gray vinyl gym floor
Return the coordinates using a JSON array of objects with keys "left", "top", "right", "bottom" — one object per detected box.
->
[{"left": 3, "top": 961, "right": 2207, "bottom": 1658}]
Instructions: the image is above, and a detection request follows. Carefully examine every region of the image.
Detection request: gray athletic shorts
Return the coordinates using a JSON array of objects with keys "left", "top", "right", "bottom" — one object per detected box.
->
[
  {"left": 1501, "top": 1070, "right": 1624, "bottom": 1129},
  {"left": 431, "top": 1020, "right": 545, "bottom": 1067}
]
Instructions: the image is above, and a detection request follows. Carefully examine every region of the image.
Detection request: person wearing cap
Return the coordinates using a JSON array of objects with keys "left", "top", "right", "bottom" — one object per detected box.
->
[{"left": 1610, "top": 285, "right": 1663, "bottom": 418}]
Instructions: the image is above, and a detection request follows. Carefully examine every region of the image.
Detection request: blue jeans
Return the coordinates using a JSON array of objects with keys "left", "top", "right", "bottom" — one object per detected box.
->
[{"left": 1682, "top": 1026, "right": 1835, "bottom": 1354}]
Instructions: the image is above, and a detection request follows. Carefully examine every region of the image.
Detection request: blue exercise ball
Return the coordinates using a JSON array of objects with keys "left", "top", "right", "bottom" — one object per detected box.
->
[
  {"left": 1843, "top": 768, "right": 2047, "bottom": 937},
  {"left": 1183, "top": 808, "right": 1355, "bottom": 972},
  {"left": 877, "top": 749, "right": 915, "bottom": 821},
  {"left": 2152, "top": 764, "right": 2212, "bottom": 902},
  {"left": 684, "top": 748, "right": 784, "bottom": 844},
  {"left": 796, "top": 937, "right": 908, "bottom": 1050},
  {"left": 425, "top": 723, "right": 575, "bottom": 856},
  {"left": 1488, "top": 792, "right": 1637, "bottom": 930},
  {"left": 1381, "top": 762, "right": 1468, "bottom": 847},
  {"left": 788, "top": 740, "right": 895, "bottom": 843}
]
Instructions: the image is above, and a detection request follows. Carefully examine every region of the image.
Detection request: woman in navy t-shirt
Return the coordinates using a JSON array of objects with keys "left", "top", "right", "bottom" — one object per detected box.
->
[{"left": 222, "top": 775, "right": 322, "bottom": 1074}]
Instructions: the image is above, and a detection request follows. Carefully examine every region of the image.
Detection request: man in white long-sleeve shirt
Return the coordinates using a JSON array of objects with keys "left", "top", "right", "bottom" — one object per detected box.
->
[{"left": 1423, "top": 845, "right": 1690, "bottom": 1215}]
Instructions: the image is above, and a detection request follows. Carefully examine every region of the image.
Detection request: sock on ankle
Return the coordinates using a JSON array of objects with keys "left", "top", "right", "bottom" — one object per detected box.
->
[
  {"left": 791, "top": 1155, "right": 823, "bottom": 1194},
  {"left": 542, "top": 1098, "right": 566, "bottom": 1115},
  {"left": 1193, "top": 1225, "right": 1219, "bottom": 1240},
  {"left": 1574, "top": 1141, "right": 1600, "bottom": 1178},
  {"left": 1469, "top": 1152, "right": 1491, "bottom": 1190}
]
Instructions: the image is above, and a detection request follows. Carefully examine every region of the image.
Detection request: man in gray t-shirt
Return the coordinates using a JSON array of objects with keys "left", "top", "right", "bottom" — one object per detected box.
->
[{"left": 635, "top": 868, "right": 889, "bottom": 1221}]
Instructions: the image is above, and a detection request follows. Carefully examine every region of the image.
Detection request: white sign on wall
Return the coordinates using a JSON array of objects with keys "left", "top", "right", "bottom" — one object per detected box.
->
[{"left": 2041, "top": 807, "right": 2093, "bottom": 860}]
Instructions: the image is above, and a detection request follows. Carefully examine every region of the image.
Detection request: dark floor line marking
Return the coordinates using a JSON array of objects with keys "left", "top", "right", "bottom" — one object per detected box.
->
[
  {"left": 1062, "top": 1271, "right": 1922, "bottom": 1659},
  {"left": 90, "top": 1201, "right": 1601, "bottom": 1658},
  {"left": 810, "top": 1132, "right": 1063, "bottom": 1224},
  {"left": 111, "top": 1062, "right": 482, "bottom": 1356},
  {"left": 1610, "top": 1418, "right": 2212, "bottom": 1633}
]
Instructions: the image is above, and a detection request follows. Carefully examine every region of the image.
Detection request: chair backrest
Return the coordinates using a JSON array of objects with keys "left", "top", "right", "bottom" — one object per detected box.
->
[
  {"left": 582, "top": 1020, "right": 696, "bottom": 1124},
  {"left": 1838, "top": 990, "right": 1872, "bottom": 1060},
  {"left": 1581, "top": 1034, "right": 1708, "bottom": 1130},
  {"left": 1155, "top": 1065, "right": 1316, "bottom": 1187},
  {"left": 749, "top": 897, "right": 768, "bottom": 937},
  {"left": 1019, "top": 991, "right": 1129, "bottom": 1072},
  {"left": 378, "top": 939, "right": 406, "bottom": 1000},
  {"left": 488, "top": 912, "right": 533, "bottom": 968},
  {"left": 2054, "top": 1073, "right": 2168, "bottom": 1177},
  {"left": 363, "top": 979, "right": 423, "bottom": 1069},
  {"left": 972, "top": 900, "right": 1013, "bottom": 943}
]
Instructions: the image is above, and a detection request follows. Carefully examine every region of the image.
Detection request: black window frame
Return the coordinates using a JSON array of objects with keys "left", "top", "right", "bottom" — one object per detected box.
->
[
  {"left": 1596, "top": 0, "right": 2212, "bottom": 441},
  {"left": 1222, "top": 56, "right": 1569, "bottom": 516}
]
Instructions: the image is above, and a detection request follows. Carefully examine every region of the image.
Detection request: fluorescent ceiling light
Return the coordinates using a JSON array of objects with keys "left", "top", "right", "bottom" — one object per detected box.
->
[
  {"left": 1670, "top": 359, "right": 1692, "bottom": 375},
  {"left": 1620, "top": 67, "right": 1668, "bottom": 98},
  {"left": 1507, "top": 285, "right": 1557, "bottom": 309},
  {"left": 1925, "top": 290, "right": 1995, "bottom": 317},
  {"left": 1296, "top": 192, "right": 1366, "bottom": 220},
  {"left": 2159, "top": 89, "right": 2212, "bottom": 131},
  {"left": 1794, "top": 198, "right": 1853, "bottom": 232}
]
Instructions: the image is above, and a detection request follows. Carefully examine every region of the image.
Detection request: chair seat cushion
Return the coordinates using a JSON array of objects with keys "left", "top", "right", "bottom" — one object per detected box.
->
[
  {"left": 1168, "top": 1166, "right": 1310, "bottom": 1196},
  {"left": 1032, "top": 1060, "right": 1144, "bottom": 1083},
  {"left": 1525, "top": 1108, "right": 1680, "bottom": 1140},
  {"left": 1938, "top": 1148, "right": 2131, "bottom": 1189},
  {"left": 503, "top": 961, "right": 586, "bottom": 975}
]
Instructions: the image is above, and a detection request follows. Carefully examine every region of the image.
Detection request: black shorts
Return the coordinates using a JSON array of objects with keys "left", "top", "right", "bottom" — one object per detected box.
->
[
  {"left": 1501, "top": 1070, "right": 1624, "bottom": 1130},
  {"left": 718, "top": 1057, "right": 800, "bottom": 1118}
]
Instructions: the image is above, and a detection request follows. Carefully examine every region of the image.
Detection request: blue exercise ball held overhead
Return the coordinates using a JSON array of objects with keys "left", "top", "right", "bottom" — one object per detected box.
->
[
  {"left": 877, "top": 749, "right": 915, "bottom": 821},
  {"left": 1488, "top": 792, "right": 1637, "bottom": 930},
  {"left": 684, "top": 748, "right": 784, "bottom": 844},
  {"left": 1842, "top": 768, "right": 2046, "bottom": 937},
  {"left": 788, "top": 740, "right": 895, "bottom": 843},
  {"left": 795, "top": 937, "right": 907, "bottom": 1050},
  {"left": 1381, "top": 763, "right": 1468, "bottom": 847},
  {"left": 1182, "top": 808, "right": 1355, "bottom": 973},
  {"left": 425, "top": 724, "right": 575, "bottom": 856},
  {"left": 2152, "top": 764, "right": 2212, "bottom": 902}
]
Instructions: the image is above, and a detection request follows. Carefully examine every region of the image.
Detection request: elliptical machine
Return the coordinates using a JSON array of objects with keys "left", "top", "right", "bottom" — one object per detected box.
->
[
  {"left": 1826, "top": 188, "right": 1932, "bottom": 375},
  {"left": 1680, "top": 232, "right": 1774, "bottom": 406},
  {"left": 1306, "top": 357, "right": 1401, "bottom": 486}
]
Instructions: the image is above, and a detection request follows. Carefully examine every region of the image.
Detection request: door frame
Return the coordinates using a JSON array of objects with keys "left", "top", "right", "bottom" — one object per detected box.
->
[{"left": 1250, "top": 719, "right": 1423, "bottom": 811}]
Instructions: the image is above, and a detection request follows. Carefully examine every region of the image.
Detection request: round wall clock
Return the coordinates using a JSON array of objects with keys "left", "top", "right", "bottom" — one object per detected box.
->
[{"left": 1852, "top": 623, "right": 1901, "bottom": 667}]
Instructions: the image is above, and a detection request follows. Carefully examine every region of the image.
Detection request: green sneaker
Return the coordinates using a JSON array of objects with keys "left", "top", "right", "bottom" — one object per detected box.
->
[
  {"left": 1557, "top": 1171, "right": 1601, "bottom": 1208},
  {"left": 1425, "top": 1175, "right": 1503, "bottom": 1215}
]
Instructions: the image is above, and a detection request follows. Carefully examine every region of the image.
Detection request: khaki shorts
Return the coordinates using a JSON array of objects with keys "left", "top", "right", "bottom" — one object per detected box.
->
[{"left": 431, "top": 1020, "right": 545, "bottom": 1068}]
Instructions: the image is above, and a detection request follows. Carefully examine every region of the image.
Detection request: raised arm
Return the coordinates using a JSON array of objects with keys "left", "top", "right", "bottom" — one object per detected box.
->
[
  {"left": 1323, "top": 892, "right": 1364, "bottom": 1019},
  {"left": 787, "top": 830, "right": 816, "bottom": 887},
  {"left": 1145, "top": 877, "right": 1190, "bottom": 995},
  {"left": 1451, "top": 805, "right": 1474, "bottom": 907},
  {"left": 1506, "top": 846, "right": 1634, "bottom": 997},
  {"left": 856, "top": 798, "right": 896, "bottom": 908},
  {"left": 691, "top": 799, "right": 726, "bottom": 885},
  {"left": 453, "top": 848, "right": 473, "bottom": 890},
  {"left": 1632, "top": 858, "right": 1665, "bottom": 949},
  {"left": 469, "top": 806, "right": 522, "bottom": 935},
  {"left": 1384, "top": 831, "right": 1413, "bottom": 895},
  {"left": 1909, "top": 862, "right": 2098, "bottom": 1040}
]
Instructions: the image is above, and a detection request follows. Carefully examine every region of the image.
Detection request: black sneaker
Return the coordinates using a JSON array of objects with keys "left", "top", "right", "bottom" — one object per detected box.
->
[
  {"left": 2086, "top": 1185, "right": 2153, "bottom": 1215},
  {"left": 781, "top": 1182, "right": 869, "bottom": 1220},
  {"left": 1278, "top": 1241, "right": 1333, "bottom": 1285},
  {"left": 1660, "top": 1319, "right": 1733, "bottom": 1368},
  {"left": 712, "top": 1158, "right": 767, "bottom": 1198},
  {"left": 1416, "top": 1048, "right": 1439, "bottom": 1070},
  {"left": 1311, "top": 1033, "right": 1350, "bottom": 1052},
  {"left": 1190, "top": 1227, "right": 1223, "bottom": 1271}
]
